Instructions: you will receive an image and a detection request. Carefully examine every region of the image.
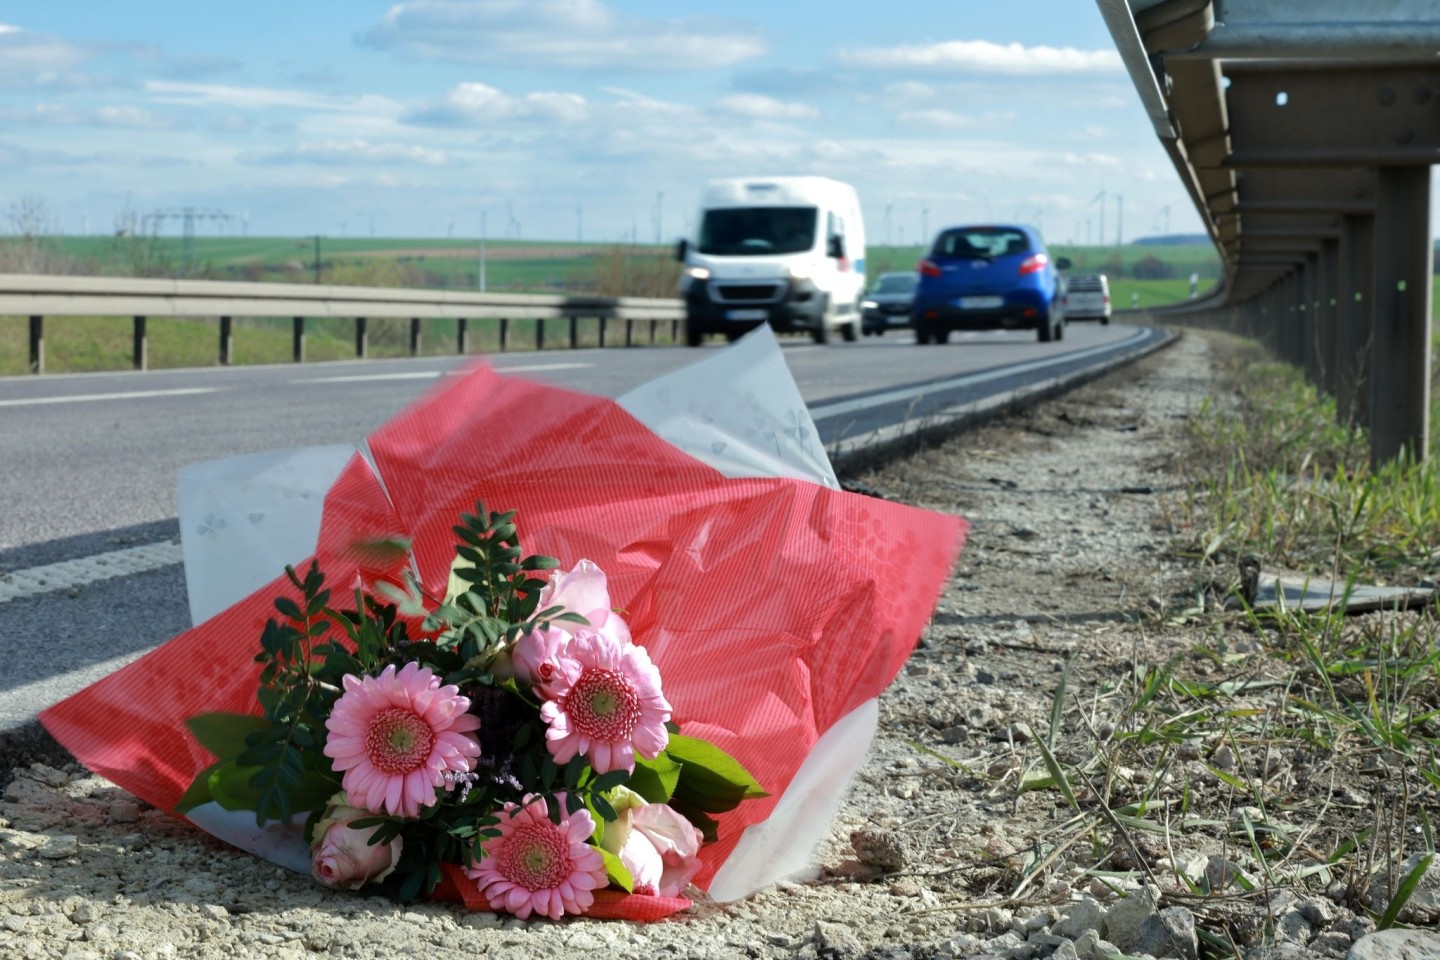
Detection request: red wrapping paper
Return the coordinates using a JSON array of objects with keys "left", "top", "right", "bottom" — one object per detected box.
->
[{"left": 40, "top": 360, "right": 967, "bottom": 920}]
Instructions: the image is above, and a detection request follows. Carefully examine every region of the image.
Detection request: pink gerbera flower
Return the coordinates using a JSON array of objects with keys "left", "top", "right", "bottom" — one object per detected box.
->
[
  {"left": 323, "top": 662, "right": 481, "bottom": 818},
  {"left": 539, "top": 631, "right": 670, "bottom": 774},
  {"left": 466, "top": 794, "right": 606, "bottom": 920}
]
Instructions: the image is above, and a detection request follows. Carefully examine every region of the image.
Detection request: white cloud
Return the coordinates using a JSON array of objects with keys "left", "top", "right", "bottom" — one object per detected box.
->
[
  {"left": 143, "top": 80, "right": 401, "bottom": 116},
  {"left": 246, "top": 140, "right": 452, "bottom": 167},
  {"left": 0, "top": 102, "right": 176, "bottom": 130},
  {"left": 838, "top": 39, "right": 1122, "bottom": 75},
  {"left": 405, "top": 82, "right": 589, "bottom": 125},
  {"left": 881, "top": 81, "right": 937, "bottom": 108},
  {"left": 1053, "top": 151, "right": 1125, "bottom": 170},
  {"left": 896, "top": 109, "right": 974, "bottom": 131},
  {"left": 362, "top": 0, "right": 764, "bottom": 70},
  {"left": 715, "top": 94, "right": 817, "bottom": 121},
  {"left": 0, "top": 24, "right": 94, "bottom": 88}
]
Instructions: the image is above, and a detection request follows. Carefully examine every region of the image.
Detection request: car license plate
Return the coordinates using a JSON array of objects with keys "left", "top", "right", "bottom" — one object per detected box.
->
[
  {"left": 726, "top": 309, "right": 767, "bottom": 321},
  {"left": 959, "top": 296, "right": 1003, "bottom": 309}
]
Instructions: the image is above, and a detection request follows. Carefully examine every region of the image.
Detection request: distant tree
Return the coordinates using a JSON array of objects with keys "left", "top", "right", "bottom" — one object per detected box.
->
[
  {"left": 0, "top": 196, "right": 77, "bottom": 275},
  {"left": 1132, "top": 254, "right": 1173, "bottom": 279}
]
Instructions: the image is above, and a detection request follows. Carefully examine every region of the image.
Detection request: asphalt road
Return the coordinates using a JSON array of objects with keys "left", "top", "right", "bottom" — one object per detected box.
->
[{"left": 0, "top": 322, "right": 1167, "bottom": 731}]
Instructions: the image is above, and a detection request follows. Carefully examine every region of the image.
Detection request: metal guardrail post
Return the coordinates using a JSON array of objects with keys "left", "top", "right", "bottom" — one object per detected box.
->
[
  {"left": 355, "top": 317, "right": 367, "bottom": 358},
  {"left": 670, "top": 319, "right": 679, "bottom": 342},
  {"left": 292, "top": 317, "right": 305, "bottom": 363},
  {"left": 598, "top": 317, "right": 607, "bottom": 349},
  {"left": 1369, "top": 165, "right": 1432, "bottom": 465},
  {"left": 410, "top": 317, "right": 421, "bottom": 356},
  {"left": 568, "top": 316, "right": 578, "bottom": 349},
  {"left": 219, "top": 316, "right": 233, "bottom": 366},
  {"left": 1337, "top": 214, "right": 1374, "bottom": 430},
  {"left": 537, "top": 317, "right": 546, "bottom": 351},
  {"left": 133, "top": 317, "right": 148, "bottom": 370},
  {"left": 28, "top": 316, "right": 42, "bottom": 374},
  {"left": 648, "top": 320, "right": 657, "bottom": 344},
  {"left": 1318, "top": 240, "right": 1339, "bottom": 399},
  {"left": 1302, "top": 253, "right": 1320, "bottom": 388},
  {"left": 625, "top": 318, "right": 634, "bottom": 347},
  {"left": 457, "top": 318, "right": 468, "bottom": 355},
  {"left": 499, "top": 317, "right": 509, "bottom": 352}
]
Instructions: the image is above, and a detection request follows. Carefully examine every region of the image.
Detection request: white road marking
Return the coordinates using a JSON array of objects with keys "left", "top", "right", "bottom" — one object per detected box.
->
[
  {"left": 810, "top": 329, "right": 1151, "bottom": 419},
  {"left": 0, "top": 387, "right": 220, "bottom": 408},
  {"left": 0, "top": 541, "right": 184, "bottom": 605},
  {"left": 295, "top": 362, "right": 590, "bottom": 384}
]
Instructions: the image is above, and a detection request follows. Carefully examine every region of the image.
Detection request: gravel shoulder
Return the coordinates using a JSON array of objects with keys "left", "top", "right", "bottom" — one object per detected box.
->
[{"left": 3, "top": 332, "right": 1434, "bottom": 960}]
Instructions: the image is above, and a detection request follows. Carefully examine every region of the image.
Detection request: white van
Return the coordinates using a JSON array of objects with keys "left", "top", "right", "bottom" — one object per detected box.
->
[{"left": 675, "top": 176, "right": 866, "bottom": 346}]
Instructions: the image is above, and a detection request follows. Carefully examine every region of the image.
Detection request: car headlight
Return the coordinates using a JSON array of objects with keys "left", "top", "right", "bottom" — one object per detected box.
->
[
  {"left": 684, "top": 266, "right": 711, "bottom": 281},
  {"left": 861, "top": 300, "right": 878, "bottom": 310}
]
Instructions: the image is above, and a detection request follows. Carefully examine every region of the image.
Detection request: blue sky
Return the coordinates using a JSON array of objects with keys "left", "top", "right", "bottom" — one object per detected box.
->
[{"left": 2, "top": 1, "right": 1217, "bottom": 244}]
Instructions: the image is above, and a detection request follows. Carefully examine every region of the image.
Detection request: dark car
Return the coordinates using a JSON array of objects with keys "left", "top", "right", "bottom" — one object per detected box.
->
[
  {"left": 860, "top": 271, "right": 918, "bottom": 335},
  {"left": 911, "top": 224, "right": 1071, "bottom": 344}
]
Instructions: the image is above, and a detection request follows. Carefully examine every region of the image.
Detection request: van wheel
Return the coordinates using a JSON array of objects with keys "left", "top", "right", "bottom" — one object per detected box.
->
[
  {"left": 1055, "top": 318, "right": 1065, "bottom": 341},
  {"left": 841, "top": 318, "right": 858, "bottom": 342},
  {"left": 1100, "top": 316, "right": 1110, "bottom": 326},
  {"left": 1037, "top": 315, "right": 1054, "bottom": 342},
  {"left": 811, "top": 295, "right": 832, "bottom": 344},
  {"left": 915, "top": 325, "right": 934, "bottom": 345},
  {"left": 686, "top": 326, "right": 704, "bottom": 347}
]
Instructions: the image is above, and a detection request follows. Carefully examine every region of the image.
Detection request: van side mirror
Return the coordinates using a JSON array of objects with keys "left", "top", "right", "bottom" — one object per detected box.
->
[
  {"left": 1054, "top": 256, "right": 1072, "bottom": 270},
  {"left": 827, "top": 234, "right": 845, "bottom": 259},
  {"left": 674, "top": 238, "right": 689, "bottom": 262}
]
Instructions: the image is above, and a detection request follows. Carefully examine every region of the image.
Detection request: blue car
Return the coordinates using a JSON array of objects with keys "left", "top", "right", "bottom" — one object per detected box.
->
[{"left": 911, "top": 224, "right": 1071, "bottom": 344}]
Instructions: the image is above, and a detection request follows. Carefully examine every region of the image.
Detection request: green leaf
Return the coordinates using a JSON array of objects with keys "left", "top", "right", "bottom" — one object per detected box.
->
[
  {"left": 186, "top": 713, "right": 272, "bottom": 761},
  {"left": 666, "top": 733, "right": 767, "bottom": 812},
  {"left": 174, "top": 760, "right": 223, "bottom": 813},
  {"left": 274, "top": 596, "right": 304, "bottom": 621},
  {"left": 1379, "top": 854, "right": 1433, "bottom": 930},
  {"left": 629, "top": 752, "right": 683, "bottom": 803},
  {"left": 596, "top": 846, "right": 634, "bottom": 893}
]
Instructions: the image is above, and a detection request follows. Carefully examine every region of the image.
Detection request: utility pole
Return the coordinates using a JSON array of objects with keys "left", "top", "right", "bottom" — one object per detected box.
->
[
  {"left": 311, "top": 235, "right": 322, "bottom": 284},
  {"left": 655, "top": 191, "right": 664, "bottom": 244},
  {"left": 577, "top": 206, "right": 583, "bottom": 243},
  {"left": 143, "top": 206, "right": 231, "bottom": 276},
  {"left": 1115, "top": 193, "right": 1124, "bottom": 245},
  {"left": 478, "top": 211, "right": 487, "bottom": 293},
  {"left": 921, "top": 208, "right": 929, "bottom": 244},
  {"left": 884, "top": 203, "right": 893, "bottom": 246},
  {"left": 1090, "top": 191, "right": 1107, "bottom": 249}
]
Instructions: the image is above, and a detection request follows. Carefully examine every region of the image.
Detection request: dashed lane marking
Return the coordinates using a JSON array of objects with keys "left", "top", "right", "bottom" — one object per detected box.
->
[
  {"left": 0, "top": 387, "right": 220, "bottom": 408},
  {"left": 0, "top": 541, "right": 183, "bottom": 605}
]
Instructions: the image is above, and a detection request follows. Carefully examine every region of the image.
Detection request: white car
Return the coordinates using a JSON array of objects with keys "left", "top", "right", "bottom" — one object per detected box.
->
[{"left": 1063, "top": 273, "right": 1111, "bottom": 324}]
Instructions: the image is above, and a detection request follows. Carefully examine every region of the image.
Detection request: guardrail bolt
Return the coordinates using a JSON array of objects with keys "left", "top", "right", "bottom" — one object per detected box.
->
[{"left": 1378, "top": 86, "right": 1397, "bottom": 106}]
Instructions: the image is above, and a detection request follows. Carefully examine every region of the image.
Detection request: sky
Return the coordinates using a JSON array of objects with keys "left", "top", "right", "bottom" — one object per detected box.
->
[{"left": 2, "top": 1, "right": 1230, "bottom": 245}]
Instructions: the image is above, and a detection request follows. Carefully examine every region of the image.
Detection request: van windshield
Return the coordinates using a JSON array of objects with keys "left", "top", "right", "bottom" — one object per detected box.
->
[{"left": 698, "top": 207, "right": 818, "bottom": 256}]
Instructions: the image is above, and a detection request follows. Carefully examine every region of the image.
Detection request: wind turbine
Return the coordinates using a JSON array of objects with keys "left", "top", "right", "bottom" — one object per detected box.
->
[{"left": 1090, "top": 190, "right": 1107, "bottom": 248}]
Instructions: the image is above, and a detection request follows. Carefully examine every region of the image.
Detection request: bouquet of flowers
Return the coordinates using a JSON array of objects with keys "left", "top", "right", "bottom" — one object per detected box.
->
[
  {"left": 40, "top": 327, "right": 967, "bottom": 920},
  {"left": 174, "top": 507, "right": 763, "bottom": 918}
]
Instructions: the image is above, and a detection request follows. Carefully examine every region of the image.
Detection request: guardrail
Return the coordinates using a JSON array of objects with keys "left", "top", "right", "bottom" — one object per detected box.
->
[
  {"left": 1094, "top": 0, "right": 1437, "bottom": 467},
  {"left": 1, "top": 274, "right": 685, "bottom": 374}
]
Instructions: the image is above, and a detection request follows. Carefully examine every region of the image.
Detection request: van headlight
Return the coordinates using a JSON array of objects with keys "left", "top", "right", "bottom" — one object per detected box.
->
[
  {"left": 684, "top": 266, "right": 711, "bottom": 281},
  {"left": 861, "top": 299, "right": 878, "bottom": 311},
  {"left": 789, "top": 265, "right": 811, "bottom": 281}
]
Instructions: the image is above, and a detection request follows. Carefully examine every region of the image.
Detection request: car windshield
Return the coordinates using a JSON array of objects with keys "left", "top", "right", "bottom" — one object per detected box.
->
[
  {"left": 698, "top": 207, "right": 818, "bottom": 256},
  {"left": 874, "top": 274, "right": 918, "bottom": 294},
  {"left": 933, "top": 227, "right": 1030, "bottom": 259}
]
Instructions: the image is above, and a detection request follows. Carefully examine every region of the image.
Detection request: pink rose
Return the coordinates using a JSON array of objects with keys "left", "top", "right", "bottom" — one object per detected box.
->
[
  {"left": 509, "top": 625, "right": 574, "bottom": 697},
  {"left": 310, "top": 794, "right": 402, "bottom": 890},
  {"left": 600, "top": 790, "right": 703, "bottom": 897},
  {"left": 538, "top": 560, "right": 632, "bottom": 646}
]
